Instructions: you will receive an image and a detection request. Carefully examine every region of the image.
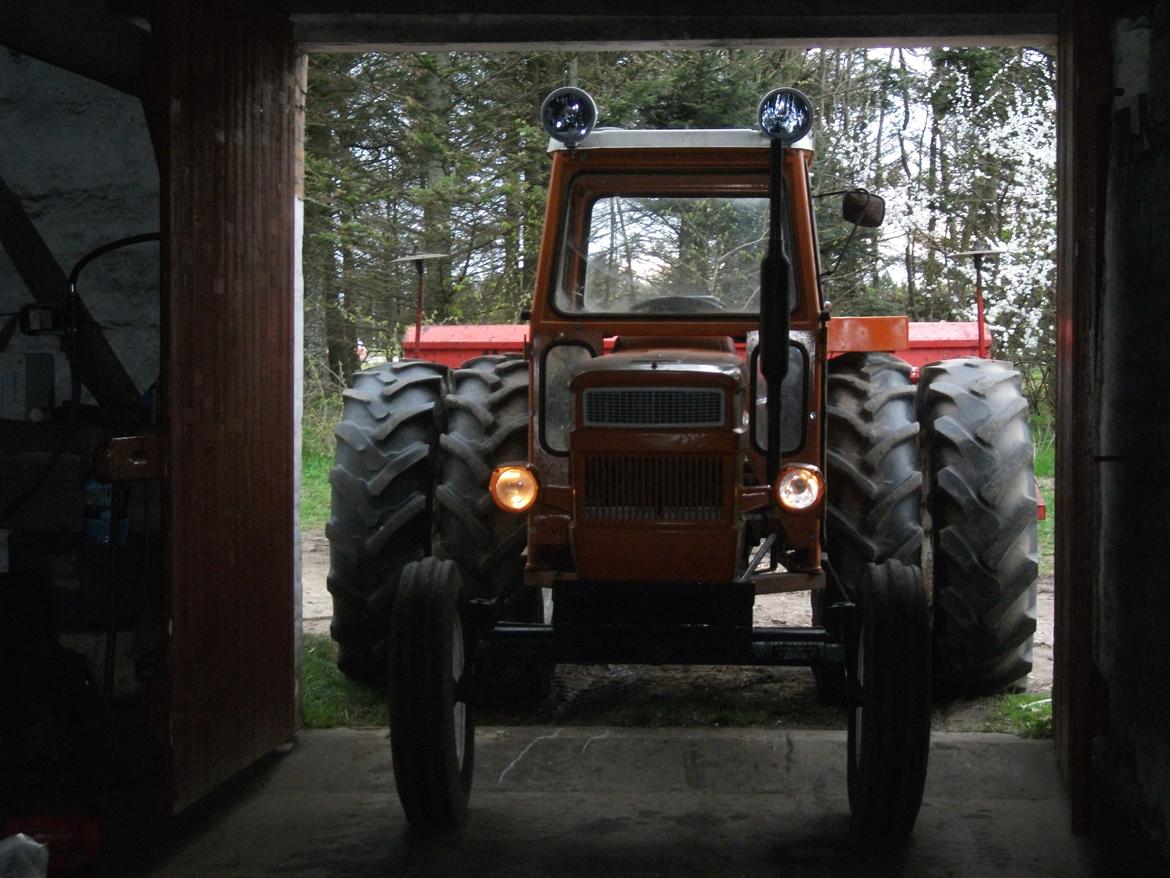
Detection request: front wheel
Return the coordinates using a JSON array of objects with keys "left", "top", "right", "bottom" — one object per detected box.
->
[
  {"left": 388, "top": 558, "right": 475, "bottom": 829},
  {"left": 847, "top": 559, "right": 932, "bottom": 842}
]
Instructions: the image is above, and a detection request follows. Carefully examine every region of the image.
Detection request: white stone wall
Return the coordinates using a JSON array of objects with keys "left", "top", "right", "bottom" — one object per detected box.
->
[{"left": 0, "top": 48, "right": 159, "bottom": 404}]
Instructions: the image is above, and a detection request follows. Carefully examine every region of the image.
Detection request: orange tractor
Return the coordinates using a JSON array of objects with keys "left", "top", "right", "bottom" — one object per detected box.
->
[{"left": 326, "top": 87, "right": 1038, "bottom": 840}]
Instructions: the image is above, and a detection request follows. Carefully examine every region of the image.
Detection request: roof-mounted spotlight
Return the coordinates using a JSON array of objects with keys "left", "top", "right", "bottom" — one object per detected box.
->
[
  {"left": 540, "top": 87, "right": 598, "bottom": 147},
  {"left": 757, "top": 87, "right": 814, "bottom": 145}
]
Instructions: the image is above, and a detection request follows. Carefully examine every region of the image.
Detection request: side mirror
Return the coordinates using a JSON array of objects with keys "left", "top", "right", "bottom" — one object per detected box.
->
[{"left": 842, "top": 189, "right": 885, "bottom": 228}]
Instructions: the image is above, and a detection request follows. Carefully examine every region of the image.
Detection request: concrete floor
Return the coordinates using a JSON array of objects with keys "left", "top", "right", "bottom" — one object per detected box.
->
[{"left": 102, "top": 726, "right": 1097, "bottom": 877}]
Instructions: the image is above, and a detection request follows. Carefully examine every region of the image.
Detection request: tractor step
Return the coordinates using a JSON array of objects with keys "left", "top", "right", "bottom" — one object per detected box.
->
[{"left": 476, "top": 623, "right": 843, "bottom": 667}]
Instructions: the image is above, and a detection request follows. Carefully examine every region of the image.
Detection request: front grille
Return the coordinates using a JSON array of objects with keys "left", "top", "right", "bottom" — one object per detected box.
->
[
  {"left": 582, "top": 455, "right": 724, "bottom": 522},
  {"left": 583, "top": 387, "right": 724, "bottom": 428}
]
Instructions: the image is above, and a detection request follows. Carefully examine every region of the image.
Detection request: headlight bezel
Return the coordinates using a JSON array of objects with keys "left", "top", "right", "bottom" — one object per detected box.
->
[
  {"left": 540, "top": 87, "right": 599, "bottom": 146},
  {"left": 757, "top": 87, "right": 814, "bottom": 145},
  {"left": 774, "top": 463, "right": 824, "bottom": 514},
  {"left": 489, "top": 464, "right": 541, "bottom": 513}
]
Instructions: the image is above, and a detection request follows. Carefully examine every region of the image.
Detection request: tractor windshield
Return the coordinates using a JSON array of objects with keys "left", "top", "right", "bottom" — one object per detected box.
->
[{"left": 554, "top": 172, "right": 793, "bottom": 317}]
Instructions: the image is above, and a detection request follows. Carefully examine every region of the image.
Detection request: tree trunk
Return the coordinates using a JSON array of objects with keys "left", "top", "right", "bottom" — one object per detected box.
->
[
  {"left": 325, "top": 228, "right": 359, "bottom": 382},
  {"left": 421, "top": 54, "right": 453, "bottom": 320}
]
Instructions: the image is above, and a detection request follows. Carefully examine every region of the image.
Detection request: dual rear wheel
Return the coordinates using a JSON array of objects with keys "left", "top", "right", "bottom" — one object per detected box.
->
[
  {"left": 823, "top": 352, "right": 1039, "bottom": 698},
  {"left": 328, "top": 356, "right": 541, "bottom": 829},
  {"left": 327, "top": 355, "right": 546, "bottom": 696},
  {"left": 825, "top": 352, "right": 1038, "bottom": 839}
]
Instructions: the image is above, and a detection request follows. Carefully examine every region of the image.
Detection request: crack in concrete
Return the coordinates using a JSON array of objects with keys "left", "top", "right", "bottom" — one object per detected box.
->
[
  {"left": 579, "top": 729, "right": 611, "bottom": 756},
  {"left": 497, "top": 728, "right": 562, "bottom": 784}
]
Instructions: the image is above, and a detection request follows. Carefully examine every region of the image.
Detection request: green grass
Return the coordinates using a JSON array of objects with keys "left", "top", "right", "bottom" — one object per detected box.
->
[
  {"left": 300, "top": 449, "right": 332, "bottom": 531},
  {"left": 1033, "top": 436, "right": 1055, "bottom": 478},
  {"left": 1031, "top": 416, "right": 1055, "bottom": 478},
  {"left": 1031, "top": 415, "right": 1056, "bottom": 576},
  {"left": 1036, "top": 476, "right": 1055, "bottom": 577},
  {"left": 985, "top": 691, "right": 1053, "bottom": 738},
  {"left": 300, "top": 384, "right": 341, "bottom": 531},
  {"left": 301, "top": 633, "right": 387, "bottom": 728}
]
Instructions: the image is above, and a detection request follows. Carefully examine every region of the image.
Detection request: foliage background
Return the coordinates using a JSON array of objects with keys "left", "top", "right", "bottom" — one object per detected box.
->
[{"left": 302, "top": 47, "right": 1056, "bottom": 440}]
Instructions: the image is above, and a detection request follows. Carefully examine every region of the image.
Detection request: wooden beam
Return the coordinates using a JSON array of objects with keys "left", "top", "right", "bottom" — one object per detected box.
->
[
  {"left": 0, "top": 173, "right": 144, "bottom": 411},
  {"left": 288, "top": 3, "right": 1057, "bottom": 50},
  {"left": 0, "top": 0, "right": 150, "bottom": 98},
  {"left": 1053, "top": 0, "right": 1111, "bottom": 835}
]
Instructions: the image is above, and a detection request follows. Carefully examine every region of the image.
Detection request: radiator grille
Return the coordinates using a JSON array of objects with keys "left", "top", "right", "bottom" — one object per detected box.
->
[
  {"left": 583, "top": 387, "right": 724, "bottom": 427},
  {"left": 582, "top": 455, "right": 724, "bottom": 521}
]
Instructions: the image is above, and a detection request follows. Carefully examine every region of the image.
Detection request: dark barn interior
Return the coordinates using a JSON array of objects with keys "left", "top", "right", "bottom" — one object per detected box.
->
[{"left": 1, "top": 0, "right": 1168, "bottom": 872}]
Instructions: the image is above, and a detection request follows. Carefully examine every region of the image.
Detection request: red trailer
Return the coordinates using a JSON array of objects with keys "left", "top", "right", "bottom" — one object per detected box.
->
[{"left": 400, "top": 319, "right": 994, "bottom": 370}]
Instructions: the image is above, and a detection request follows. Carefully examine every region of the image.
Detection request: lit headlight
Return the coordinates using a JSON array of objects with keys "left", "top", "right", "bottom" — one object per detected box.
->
[
  {"left": 540, "top": 87, "right": 598, "bottom": 146},
  {"left": 757, "top": 87, "right": 813, "bottom": 144},
  {"left": 490, "top": 465, "right": 541, "bottom": 513},
  {"left": 774, "top": 464, "right": 824, "bottom": 513}
]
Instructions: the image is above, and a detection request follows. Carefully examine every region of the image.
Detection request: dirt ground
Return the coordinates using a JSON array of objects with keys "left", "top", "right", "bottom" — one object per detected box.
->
[{"left": 300, "top": 519, "right": 1054, "bottom": 731}]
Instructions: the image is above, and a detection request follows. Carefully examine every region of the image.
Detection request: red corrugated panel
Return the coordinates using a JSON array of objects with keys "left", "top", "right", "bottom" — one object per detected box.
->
[
  {"left": 402, "top": 324, "right": 527, "bottom": 367},
  {"left": 907, "top": 320, "right": 989, "bottom": 347},
  {"left": 157, "top": 0, "right": 298, "bottom": 813},
  {"left": 902, "top": 322, "right": 989, "bottom": 366}
]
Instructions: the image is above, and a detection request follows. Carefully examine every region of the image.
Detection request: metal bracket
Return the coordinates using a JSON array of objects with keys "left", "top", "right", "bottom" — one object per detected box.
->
[{"left": 93, "top": 434, "right": 160, "bottom": 482}]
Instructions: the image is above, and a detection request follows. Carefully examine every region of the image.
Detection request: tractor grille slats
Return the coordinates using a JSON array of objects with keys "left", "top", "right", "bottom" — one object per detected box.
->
[
  {"left": 583, "top": 387, "right": 725, "bottom": 427},
  {"left": 582, "top": 455, "right": 724, "bottom": 522}
]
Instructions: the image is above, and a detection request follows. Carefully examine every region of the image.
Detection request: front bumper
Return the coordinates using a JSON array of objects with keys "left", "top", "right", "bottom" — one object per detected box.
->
[{"left": 473, "top": 579, "right": 845, "bottom": 668}]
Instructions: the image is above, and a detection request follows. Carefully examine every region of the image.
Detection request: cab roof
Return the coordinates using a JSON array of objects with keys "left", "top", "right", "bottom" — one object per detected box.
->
[{"left": 547, "top": 128, "right": 814, "bottom": 153}]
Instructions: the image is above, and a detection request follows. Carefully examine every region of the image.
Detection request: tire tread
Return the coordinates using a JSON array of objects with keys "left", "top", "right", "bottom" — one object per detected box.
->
[
  {"left": 919, "top": 357, "right": 1038, "bottom": 695},
  {"left": 326, "top": 359, "right": 447, "bottom": 683}
]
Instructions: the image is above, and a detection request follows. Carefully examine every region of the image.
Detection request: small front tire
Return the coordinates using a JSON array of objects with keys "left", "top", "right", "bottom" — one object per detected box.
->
[
  {"left": 847, "top": 558, "right": 932, "bottom": 842},
  {"left": 388, "top": 557, "right": 475, "bottom": 829}
]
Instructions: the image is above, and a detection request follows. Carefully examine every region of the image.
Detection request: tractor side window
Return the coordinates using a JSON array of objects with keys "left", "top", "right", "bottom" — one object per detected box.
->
[
  {"left": 541, "top": 342, "right": 593, "bottom": 453},
  {"left": 749, "top": 336, "right": 809, "bottom": 454}
]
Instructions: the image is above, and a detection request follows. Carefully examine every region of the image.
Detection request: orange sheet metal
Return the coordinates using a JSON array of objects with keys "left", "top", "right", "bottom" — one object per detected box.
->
[{"left": 827, "top": 316, "right": 910, "bottom": 354}]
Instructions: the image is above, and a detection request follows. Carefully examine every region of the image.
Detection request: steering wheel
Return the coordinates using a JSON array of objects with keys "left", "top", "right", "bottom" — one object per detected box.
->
[{"left": 629, "top": 295, "right": 727, "bottom": 314}]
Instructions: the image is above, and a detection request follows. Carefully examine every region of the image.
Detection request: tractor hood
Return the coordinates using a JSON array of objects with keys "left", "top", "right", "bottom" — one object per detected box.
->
[{"left": 569, "top": 347, "right": 746, "bottom": 391}]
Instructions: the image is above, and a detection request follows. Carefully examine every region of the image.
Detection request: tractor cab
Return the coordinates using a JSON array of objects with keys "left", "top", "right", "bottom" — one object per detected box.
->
[{"left": 510, "top": 90, "right": 829, "bottom": 591}]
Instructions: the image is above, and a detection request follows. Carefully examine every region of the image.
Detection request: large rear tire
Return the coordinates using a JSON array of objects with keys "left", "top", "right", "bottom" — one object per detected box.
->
[
  {"left": 326, "top": 360, "right": 447, "bottom": 683},
  {"left": 435, "top": 355, "right": 550, "bottom": 701},
  {"left": 918, "top": 358, "right": 1038, "bottom": 696},
  {"left": 435, "top": 355, "right": 529, "bottom": 598},
  {"left": 388, "top": 557, "right": 475, "bottom": 829},
  {"left": 820, "top": 352, "right": 923, "bottom": 702},
  {"left": 847, "top": 559, "right": 932, "bottom": 842}
]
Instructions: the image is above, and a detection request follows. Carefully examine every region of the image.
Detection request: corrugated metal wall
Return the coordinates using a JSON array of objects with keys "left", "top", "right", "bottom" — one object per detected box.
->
[{"left": 155, "top": 0, "right": 299, "bottom": 812}]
